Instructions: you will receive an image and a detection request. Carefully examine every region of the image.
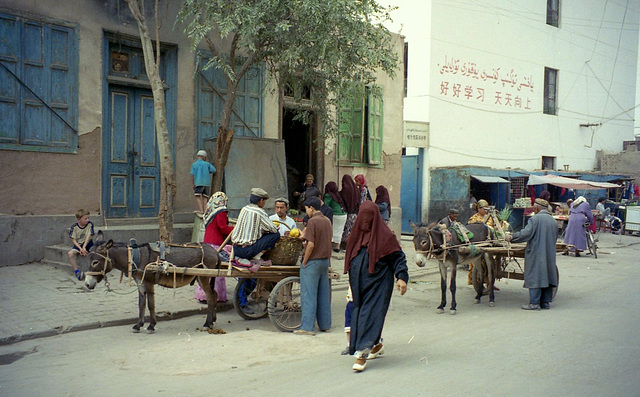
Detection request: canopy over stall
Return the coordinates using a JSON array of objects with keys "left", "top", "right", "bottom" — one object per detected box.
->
[
  {"left": 471, "top": 175, "right": 510, "bottom": 184},
  {"left": 527, "top": 174, "right": 620, "bottom": 190}
]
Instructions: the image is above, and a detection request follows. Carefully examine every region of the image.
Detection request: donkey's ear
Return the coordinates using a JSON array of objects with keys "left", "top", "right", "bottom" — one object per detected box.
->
[
  {"left": 94, "top": 230, "right": 104, "bottom": 244},
  {"left": 409, "top": 221, "right": 418, "bottom": 232},
  {"left": 105, "top": 239, "right": 114, "bottom": 249},
  {"left": 426, "top": 222, "right": 437, "bottom": 230}
]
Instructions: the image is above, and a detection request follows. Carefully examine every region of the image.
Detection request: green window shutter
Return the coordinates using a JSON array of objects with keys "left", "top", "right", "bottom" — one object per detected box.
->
[
  {"left": 367, "top": 87, "right": 383, "bottom": 164},
  {"left": 337, "top": 102, "right": 353, "bottom": 162},
  {"left": 350, "top": 93, "right": 364, "bottom": 162}
]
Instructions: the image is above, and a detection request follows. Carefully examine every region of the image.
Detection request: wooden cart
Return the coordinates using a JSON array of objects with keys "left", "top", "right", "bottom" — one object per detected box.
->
[
  {"left": 472, "top": 242, "right": 567, "bottom": 298},
  {"left": 145, "top": 237, "right": 339, "bottom": 332}
]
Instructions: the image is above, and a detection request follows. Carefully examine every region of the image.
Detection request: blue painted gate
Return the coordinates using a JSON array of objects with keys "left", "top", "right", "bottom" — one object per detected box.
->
[
  {"left": 102, "top": 86, "right": 159, "bottom": 217},
  {"left": 401, "top": 154, "right": 422, "bottom": 234}
]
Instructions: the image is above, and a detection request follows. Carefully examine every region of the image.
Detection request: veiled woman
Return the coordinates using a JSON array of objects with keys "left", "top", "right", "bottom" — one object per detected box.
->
[
  {"left": 344, "top": 201, "right": 408, "bottom": 372},
  {"left": 323, "top": 181, "right": 347, "bottom": 252},
  {"left": 340, "top": 175, "right": 360, "bottom": 244},
  {"left": 374, "top": 185, "right": 391, "bottom": 223}
]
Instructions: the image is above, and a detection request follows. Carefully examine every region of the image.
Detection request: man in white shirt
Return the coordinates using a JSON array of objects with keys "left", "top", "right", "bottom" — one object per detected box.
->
[{"left": 269, "top": 197, "right": 297, "bottom": 236}]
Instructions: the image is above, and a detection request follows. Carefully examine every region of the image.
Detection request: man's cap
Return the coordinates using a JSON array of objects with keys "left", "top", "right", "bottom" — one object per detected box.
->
[
  {"left": 305, "top": 174, "right": 314, "bottom": 181},
  {"left": 303, "top": 196, "right": 322, "bottom": 210},
  {"left": 251, "top": 188, "right": 269, "bottom": 199},
  {"left": 477, "top": 199, "right": 489, "bottom": 208},
  {"left": 274, "top": 197, "right": 289, "bottom": 206},
  {"left": 534, "top": 198, "right": 549, "bottom": 207},
  {"left": 448, "top": 208, "right": 459, "bottom": 214},
  {"left": 196, "top": 150, "right": 207, "bottom": 157}
]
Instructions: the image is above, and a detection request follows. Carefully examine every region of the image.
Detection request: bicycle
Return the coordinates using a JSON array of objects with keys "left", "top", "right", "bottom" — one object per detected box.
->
[{"left": 584, "top": 222, "right": 598, "bottom": 259}]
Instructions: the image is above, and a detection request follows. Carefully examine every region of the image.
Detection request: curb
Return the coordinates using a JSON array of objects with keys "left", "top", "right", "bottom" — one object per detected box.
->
[{"left": 0, "top": 302, "right": 235, "bottom": 346}]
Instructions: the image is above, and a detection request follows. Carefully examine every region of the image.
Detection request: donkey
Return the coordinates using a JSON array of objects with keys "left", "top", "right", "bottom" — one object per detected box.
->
[
  {"left": 411, "top": 222, "right": 496, "bottom": 314},
  {"left": 84, "top": 232, "right": 221, "bottom": 333}
]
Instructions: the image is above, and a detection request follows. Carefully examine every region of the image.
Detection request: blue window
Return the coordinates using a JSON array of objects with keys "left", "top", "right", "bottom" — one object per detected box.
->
[
  {"left": 0, "top": 13, "right": 78, "bottom": 153},
  {"left": 195, "top": 51, "right": 264, "bottom": 149}
]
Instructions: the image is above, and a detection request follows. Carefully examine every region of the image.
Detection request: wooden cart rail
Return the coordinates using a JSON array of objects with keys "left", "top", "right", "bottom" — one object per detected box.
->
[{"left": 144, "top": 262, "right": 300, "bottom": 279}]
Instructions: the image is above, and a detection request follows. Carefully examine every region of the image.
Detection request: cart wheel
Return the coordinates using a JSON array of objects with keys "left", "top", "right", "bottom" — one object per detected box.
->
[
  {"left": 233, "top": 278, "right": 271, "bottom": 320},
  {"left": 268, "top": 276, "right": 301, "bottom": 332},
  {"left": 551, "top": 264, "right": 559, "bottom": 299}
]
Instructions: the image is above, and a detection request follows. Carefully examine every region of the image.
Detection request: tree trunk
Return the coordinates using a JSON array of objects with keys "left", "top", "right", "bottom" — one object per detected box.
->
[
  {"left": 127, "top": 0, "right": 175, "bottom": 242},
  {"left": 212, "top": 82, "right": 238, "bottom": 192}
]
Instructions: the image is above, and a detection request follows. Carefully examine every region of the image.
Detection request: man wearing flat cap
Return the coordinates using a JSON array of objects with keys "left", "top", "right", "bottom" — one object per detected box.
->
[
  {"left": 506, "top": 198, "right": 558, "bottom": 310},
  {"left": 270, "top": 197, "right": 297, "bottom": 236},
  {"left": 439, "top": 208, "right": 459, "bottom": 229},
  {"left": 231, "top": 188, "right": 280, "bottom": 260}
]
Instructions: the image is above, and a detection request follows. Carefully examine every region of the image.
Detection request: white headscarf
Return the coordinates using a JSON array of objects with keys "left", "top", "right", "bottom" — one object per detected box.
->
[
  {"left": 204, "top": 191, "right": 228, "bottom": 226},
  {"left": 573, "top": 196, "right": 587, "bottom": 207}
]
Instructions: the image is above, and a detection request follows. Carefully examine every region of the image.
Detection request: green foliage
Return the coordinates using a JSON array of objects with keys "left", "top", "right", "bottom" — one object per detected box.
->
[
  {"left": 177, "top": 0, "right": 399, "bottom": 137},
  {"left": 498, "top": 205, "right": 512, "bottom": 222}
]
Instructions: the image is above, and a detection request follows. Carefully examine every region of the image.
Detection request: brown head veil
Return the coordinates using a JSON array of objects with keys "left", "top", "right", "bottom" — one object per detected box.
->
[
  {"left": 344, "top": 201, "right": 401, "bottom": 274},
  {"left": 340, "top": 175, "right": 360, "bottom": 214}
]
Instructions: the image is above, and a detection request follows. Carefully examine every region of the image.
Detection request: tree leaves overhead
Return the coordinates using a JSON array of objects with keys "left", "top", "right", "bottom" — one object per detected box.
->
[{"left": 178, "top": 0, "right": 398, "bottom": 136}]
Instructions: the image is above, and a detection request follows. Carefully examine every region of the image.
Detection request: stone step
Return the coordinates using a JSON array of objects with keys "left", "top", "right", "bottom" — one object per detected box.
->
[{"left": 43, "top": 244, "right": 74, "bottom": 268}]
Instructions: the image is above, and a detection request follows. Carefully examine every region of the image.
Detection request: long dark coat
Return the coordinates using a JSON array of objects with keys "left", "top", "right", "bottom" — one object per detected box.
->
[{"left": 511, "top": 210, "right": 559, "bottom": 288}]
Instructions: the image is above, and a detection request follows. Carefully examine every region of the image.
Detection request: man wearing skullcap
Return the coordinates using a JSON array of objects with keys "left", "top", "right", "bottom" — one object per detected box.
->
[
  {"left": 269, "top": 197, "right": 297, "bottom": 236},
  {"left": 231, "top": 188, "right": 280, "bottom": 260},
  {"left": 506, "top": 198, "right": 558, "bottom": 310}
]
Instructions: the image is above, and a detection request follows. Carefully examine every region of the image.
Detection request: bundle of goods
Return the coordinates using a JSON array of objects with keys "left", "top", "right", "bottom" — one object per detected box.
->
[
  {"left": 262, "top": 236, "right": 303, "bottom": 265},
  {"left": 513, "top": 198, "right": 531, "bottom": 208}
]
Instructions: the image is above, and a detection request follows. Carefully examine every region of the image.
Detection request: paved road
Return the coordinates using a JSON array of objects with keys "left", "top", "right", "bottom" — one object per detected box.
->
[{"left": 0, "top": 232, "right": 638, "bottom": 396}]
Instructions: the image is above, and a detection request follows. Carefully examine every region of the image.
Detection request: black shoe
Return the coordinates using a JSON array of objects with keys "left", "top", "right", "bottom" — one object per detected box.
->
[
  {"left": 541, "top": 303, "right": 550, "bottom": 310},
  {"left": 333, "top": 249, "right": 340, "bottom": 253},
  {"left": 575, "top": 252, "right": 581, "bottom": 257},
  {"left": 562, "top": 251, "right": 569, "bottom": 256}
]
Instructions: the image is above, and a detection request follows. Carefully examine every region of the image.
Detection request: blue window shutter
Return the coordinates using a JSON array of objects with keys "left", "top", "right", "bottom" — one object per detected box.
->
[
  {"left": 196, "top": 51, "right": 263, "bottom": 147},
  {"left": 0, "top": 14, "right": 20, "bottom": 144},
  {"left": 0, "top": 12, "right": 77, "bottom": 152}
]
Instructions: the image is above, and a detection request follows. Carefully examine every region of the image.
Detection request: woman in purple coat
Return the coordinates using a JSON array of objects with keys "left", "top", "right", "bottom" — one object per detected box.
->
[{"left": 563, "top": 196, "right": 594, "bottom": 257}]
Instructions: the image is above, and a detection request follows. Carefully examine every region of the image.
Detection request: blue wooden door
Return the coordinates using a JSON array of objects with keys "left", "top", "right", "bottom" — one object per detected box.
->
[
  {"left": 401, "top": 154, "right": 422, "bottom": 234},
  {"left": 103, "top": 86, "right": 158, "bottom": 217}
]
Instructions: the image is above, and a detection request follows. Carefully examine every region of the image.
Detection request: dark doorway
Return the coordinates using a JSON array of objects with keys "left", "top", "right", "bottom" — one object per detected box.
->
[{"left": 282, "top": 108, "right": 315, "bottom": 209}]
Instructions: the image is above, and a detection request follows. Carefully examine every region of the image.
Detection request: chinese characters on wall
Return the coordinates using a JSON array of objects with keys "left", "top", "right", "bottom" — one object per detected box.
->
[{"left": 437, "top": 56, "right": 536, "bottom": 110}]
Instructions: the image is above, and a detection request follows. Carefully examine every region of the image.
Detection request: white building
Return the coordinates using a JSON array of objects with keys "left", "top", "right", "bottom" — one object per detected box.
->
[{"left": 386, "top": 0, "right": 639, "bottom": 226}]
